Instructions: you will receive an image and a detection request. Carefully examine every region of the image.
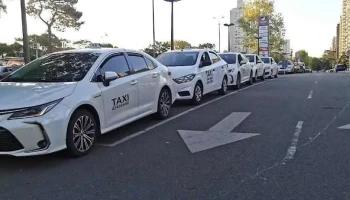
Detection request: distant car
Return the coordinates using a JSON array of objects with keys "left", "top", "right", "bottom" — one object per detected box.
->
[
  {"left": 219, "top": 52, "right": 253, "bottom": 89},
  {"left": 278, "top": 60, "right": 294, "bottom": 74},
  {"left": 335, "top": 64, "right": 347, "bottom": 72},
  {"left": 245, "top": 54, "right": 265, "bottom": 81},
  {"left": 330, "top": 69, "right": 335, "bottom": 73},
  {"left": 261, "top": 57, "right": 278, "bottom": 78},
  {"left": 157, "top": 48, "right": 229, "bottom": 105},
  {"left": 305, "top": 68, "right": 312, "bottom": 73},
  {"left": 0, "top": 48, "right": 176, "bottom": 157},
  {"left": 0, "top": 66, "right": 21, "bottom": 79}
]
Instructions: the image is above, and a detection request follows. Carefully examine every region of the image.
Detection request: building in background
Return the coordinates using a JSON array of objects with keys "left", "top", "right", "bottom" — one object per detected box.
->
[
  {"left": 282, "top": 39, "right": 291, "bottom": 58},
  {"left": 332, "top": 36, "right": 337, "bottom": 51},
  {"left": 337, "top": 23, "right": 340, "bottom": 59},
  {"left": 229, "top": 0, "right": 245, "bottom": 52}
]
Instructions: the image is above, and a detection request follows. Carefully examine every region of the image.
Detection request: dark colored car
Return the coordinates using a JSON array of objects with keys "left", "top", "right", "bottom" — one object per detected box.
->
[{"left": 335, "top": 64, "right": 347, "bottom": 72}]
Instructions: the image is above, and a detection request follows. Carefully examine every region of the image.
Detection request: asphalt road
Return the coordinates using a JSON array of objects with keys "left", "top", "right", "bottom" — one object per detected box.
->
[{"left": 1, "top": 72, "right": 350, "bottom": 200}]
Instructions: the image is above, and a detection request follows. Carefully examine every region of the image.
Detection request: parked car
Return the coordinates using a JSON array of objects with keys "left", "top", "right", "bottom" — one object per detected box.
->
[
  {"left": 261, "top": 57, "right": 278, "bottom": 78},
  {"left": 335, "top": 64, "right": 347, "bottom": 72},
  {"left": 305, "top": 68, "right": 312, "bottom": 73},
  {"left": 157, "top": 48, "right": 229, "bottom": 105},
  {"left": 0, "top": 66, "right": 21, "bottom": 79},
  {"left": 219, "top": 52, "right": 253, "bottom": 89},
  {"left": 245, "top": 54, "right": 265, "bottom": 81},
  {"left": 0, "top": 48, "right": 176, "bottom": 157},
  {"left": 278, "top": 60, "right": 294, "bottom": 74}
]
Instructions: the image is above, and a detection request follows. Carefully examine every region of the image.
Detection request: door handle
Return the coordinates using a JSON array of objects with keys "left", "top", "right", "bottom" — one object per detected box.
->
[
  {"left": 213, "top": 69, "right": 216, "bottom": 71},
  {"left": 152, "top": 72, "right": 159, "bottom": 78},
  {"left": 130, "top": 80, "right": 138, "bottom": 85}
]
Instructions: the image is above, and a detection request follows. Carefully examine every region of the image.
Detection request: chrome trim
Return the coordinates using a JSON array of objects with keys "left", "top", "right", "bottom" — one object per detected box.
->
[
  {"left": 23, "top": 121, "right": 51, "bottom": 152},
  {"left": 0, "top": 108, "right": 26, "bottom": 115}
]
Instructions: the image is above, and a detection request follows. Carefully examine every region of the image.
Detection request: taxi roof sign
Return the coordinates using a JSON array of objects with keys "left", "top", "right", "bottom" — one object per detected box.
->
[{"left": 86, "top": 43, "right": 102, "bottom": 49}]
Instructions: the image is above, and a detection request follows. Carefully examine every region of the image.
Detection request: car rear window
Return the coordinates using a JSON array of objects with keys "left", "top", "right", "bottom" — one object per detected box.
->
[
  {"left": 157, "top": 51, "right": 199, "bottom": 66},
  {"left": 218, "top": 54, "right": 236, "bottom": 64}
]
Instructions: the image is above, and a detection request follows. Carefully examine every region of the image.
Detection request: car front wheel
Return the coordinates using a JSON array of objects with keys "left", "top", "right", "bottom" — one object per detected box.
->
[
  {"left": 155, "top": 88, "right": 172, "bottom": 119},
  {"left": 218, "top": 77, "right": 228, "bottom": 95},
  {"left": 66, "top": 109, "right": 97, "bottom": 157},
  {"left": 191, "top": 82, "right": 203, "bottom": 105}
]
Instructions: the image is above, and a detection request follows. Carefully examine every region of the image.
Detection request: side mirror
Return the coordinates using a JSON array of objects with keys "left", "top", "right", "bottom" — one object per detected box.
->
[
  {"left": 103, "top": 71, "right": 119, "bottom": 87},
  {"left": 200, "top": 60, "right": 212, "bottom": 68},
  {"left": 256, "top": 60, "right": 262, "bottom": 64}
]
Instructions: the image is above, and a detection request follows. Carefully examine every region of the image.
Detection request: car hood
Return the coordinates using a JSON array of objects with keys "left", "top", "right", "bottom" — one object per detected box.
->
[
  {"left": 0, "top": 82, "right": 77, "bottom": 110},
  {"left": 167, "top": 65, "right": 197, "bottom": 79}
]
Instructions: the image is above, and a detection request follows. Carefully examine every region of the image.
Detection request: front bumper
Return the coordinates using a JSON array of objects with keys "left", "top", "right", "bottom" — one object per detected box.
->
[
  {"left": 172, "top": 79, "right": 197, "bottom": 100},
  {"left": 278, "top": 68, "right": 292, "bottom": 73},
  {"left": 0, "top": 103, "right": 71, "bottom": 156},
  {"left": 227, "top": 69, "right": 238, "bottom": 86}
]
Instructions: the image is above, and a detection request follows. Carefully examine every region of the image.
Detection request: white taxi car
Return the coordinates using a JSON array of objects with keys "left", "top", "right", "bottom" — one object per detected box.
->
[
  {"left": 245, "top": 54, "right": 265, "bottom": 81},
  {"left": 157, "top": 49, "right": 228, "bottom": 104},
  {"left": 261, "top": 57, "right": 278, "bottom": 78},
  {"left": 219, "top": 52, "right": 253, "bottom": 89},
  {"left": 0, "top": 48, "right": 175, "bottom": 157}
]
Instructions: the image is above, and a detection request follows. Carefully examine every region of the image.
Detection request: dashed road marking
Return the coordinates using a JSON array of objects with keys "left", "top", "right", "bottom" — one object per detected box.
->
[
  {"left": 283, "top": 121, "right": 303, "bottom": 162},
  {"left": 308, "top": 90, "right": 313, "bottom": 99}
]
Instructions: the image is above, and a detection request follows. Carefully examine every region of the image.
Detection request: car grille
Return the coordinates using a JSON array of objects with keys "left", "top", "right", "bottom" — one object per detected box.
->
[{"left": 0, "top": 127, "right": 24, "bottom": 152}]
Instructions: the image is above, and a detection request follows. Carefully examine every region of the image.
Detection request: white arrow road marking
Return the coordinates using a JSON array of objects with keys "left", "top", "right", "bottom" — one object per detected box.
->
[
  {"left": 178, "top": 112, "right": 259, "bottom": 153},
  {"left": 338, "top": 124, "right": 350, "bottom": 129}
]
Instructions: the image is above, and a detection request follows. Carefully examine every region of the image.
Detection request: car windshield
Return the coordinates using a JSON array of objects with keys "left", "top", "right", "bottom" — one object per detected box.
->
[
  {"left": 157, "top": 51, "right": 199, "bottom": 66},
  {"left": 219, "top": 54, "right": 236, "bottom": 64},
  {"left": 246, "top": 55, "right": 255, "bottom": 63},
  {"left": 261, "top": 57, "right": 270, "bottom": 64},
  {"left": 337, "top": 65, "right": 345, "bottom": 68},
  {"left": 1, "top": 52, "right": 100, "bottom": 83}
]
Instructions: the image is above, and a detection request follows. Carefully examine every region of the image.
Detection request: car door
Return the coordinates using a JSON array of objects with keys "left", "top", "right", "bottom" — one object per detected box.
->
[
  {"left": 256, "top": 55, "right": 263, "bottom": 75},
  {"left": 271, "top": 58, "right": 277, "bottom": 73},
  {"left": 237, "top": 54, "right": 247, "bottom": 81},
  {"left": 208, "top": 51, "right": 225, "bottom": 90},
  {"left": 126, "top": 52, "right": 159, "bottom": 114},
  {"left": 199, "top": 51, "right": 215, "bottom": 93},
  {"left": 97, "top": 53, "right": 139, "bottom": 128}
]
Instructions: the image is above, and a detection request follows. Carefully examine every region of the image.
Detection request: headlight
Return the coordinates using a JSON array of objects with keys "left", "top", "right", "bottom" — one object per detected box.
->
[
  {"left": 173, "top": 74, "right": 196, "bottom": 84},
  {"left": 8, "top": 99, "right": 63, "bottom": 120}
]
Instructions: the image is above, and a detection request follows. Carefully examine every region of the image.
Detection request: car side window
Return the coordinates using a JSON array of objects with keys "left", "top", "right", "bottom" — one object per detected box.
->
[
  {"left": 209, "top": 51, "right": 220, "bottom": 63},
  {"left": 145, "top": 57, "right": 157, "bottom": 70},
  {"left": 3, "top": 68, "right": 8, "bottom": 72},
  {"left": 238, "top": 54, "right": 243, "bottom": 64},
  {"left": 127, "top": 53, "right": 149, "bottom": 73},
  {"left": 256, "top": 56, "right": 260, "bottom": 63},
  {"left": 201, "top": 52, "right": 211, "bottom": 62},
  {"left": 100, "top": 54, "right": 131, "bottom": 78}
]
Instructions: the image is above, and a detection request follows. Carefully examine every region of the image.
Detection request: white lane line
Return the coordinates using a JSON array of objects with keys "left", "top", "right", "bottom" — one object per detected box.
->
[
  {"left": 307, "top": 90, "right": 313, "bottom": 99},
  {"left": 97, "top": 80, "right": 272, "bottom": 147},
  {"left": 283, "top": 121, "right": 303, "bottom": 162}
]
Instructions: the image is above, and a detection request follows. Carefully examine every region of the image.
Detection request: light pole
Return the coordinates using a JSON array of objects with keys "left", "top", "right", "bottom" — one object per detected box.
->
[
  {"left": 152, "top": 0, "right": 156, "bottom": 57},
  {"left": 164, "top": 0, "right": 181, "bottom": 50},
  {"left": 214, "top": 16, "right": 225, "bottom": 53},
  {"left": 20, "top": 0, "right": 30, "bottom": 64},
  {"left": 224, "top": 23, "right": 234, "bottom": 52}
]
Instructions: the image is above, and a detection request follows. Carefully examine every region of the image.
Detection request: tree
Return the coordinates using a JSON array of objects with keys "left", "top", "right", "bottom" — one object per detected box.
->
[
  {"left": 101, "top": 43, "right": 114, "bottom": 48},
  {"left": 73, "top": 40, "right": 91, "bottom": 48},
  {"left": 143, "top": 41, "right": 170, "bottom": 57},
  {"left": 27, "top": 0, "right": 84, "bottom": 53},
  {"left": 239, "top": 0, "right": 285, "bottom": 54},
  {"left": 16, "top": 33, "right": 67, "bottom": 53},
  {"left": 296, "top": 50, "right": 310, "bottom": 66},
  {"left": 170, "top": 40, "right": 191, "bottom": 50},
  {"left": 310, "top": 57, "right": 322, "bottom": 71},
  {"left": 198, "top": 43, "right": 216, "bottom": 49},
  {"left": 338, "top": 53, "right": 348, "bottom": 66},
  {"left": 0, "top": 0, "right": 6, "bottom": 15}
]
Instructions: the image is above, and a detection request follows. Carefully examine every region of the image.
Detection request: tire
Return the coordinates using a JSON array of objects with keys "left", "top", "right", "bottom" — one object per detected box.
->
[
  {"left": 260, "top": 70, "right": 265, "bottom": 81},
  {"left": 253, "top": 70, "right": 258, "bottom": 82},
  {"left": 234, "top": 73, "right": 241, "bottom": 89},
  {"left": 66, "top": 109, "right": 98, "bottom": 157},
  {"left": 218, "top": 77, "right": 228, "bottom": 95},
  {"left": 155, "top": 88, "right": 172, "bottom": 120},
  {"left": 274, "top": 70, "right": 278, "bottom": 78},
  {"left": 191, "top": 82, "right": 203, "bottom": 105},
  {"left": 246, "top": 71, "right": 253, "bottom": 85},
  {"left": 269, "top": 70, "right": 273, "bottom": 79}
]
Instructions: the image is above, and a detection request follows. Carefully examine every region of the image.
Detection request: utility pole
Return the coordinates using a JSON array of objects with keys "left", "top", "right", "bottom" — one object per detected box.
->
[
  {"left": 152, "top": 0, "right": 156, "bottom": 57},
  {"left": 20, "top": 0, "right": 30, "bottom": 64}
]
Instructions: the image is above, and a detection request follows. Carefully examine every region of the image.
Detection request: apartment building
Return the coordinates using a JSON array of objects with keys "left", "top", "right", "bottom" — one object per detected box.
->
[{"left": 229, "top": 0, "right": 245, "bottom": 52}]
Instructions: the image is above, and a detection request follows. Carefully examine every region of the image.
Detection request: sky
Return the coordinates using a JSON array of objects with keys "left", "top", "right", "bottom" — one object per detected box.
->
[{"left": 0, "top": 0, "right": 342, "bottom": 57}]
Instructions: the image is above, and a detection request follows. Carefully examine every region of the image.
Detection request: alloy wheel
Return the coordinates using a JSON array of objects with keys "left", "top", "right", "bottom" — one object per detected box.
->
[
  {"left": 159, "top": 90, "right": 171, "bottom": 117},
  {"left": 72, "top": 115, "right": 95, "bottom": 152}
]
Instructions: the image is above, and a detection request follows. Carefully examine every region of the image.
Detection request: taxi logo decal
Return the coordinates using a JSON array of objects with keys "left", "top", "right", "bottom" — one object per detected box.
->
[{"left": 112, "top": 94, "right": 129, "bottom": 110}]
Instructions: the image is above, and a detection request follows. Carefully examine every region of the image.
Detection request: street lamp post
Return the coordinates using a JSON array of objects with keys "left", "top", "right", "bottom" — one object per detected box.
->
[
  {"left": 152, "top": 0, "right": 156, "bottom": 57},
  {"left": 164, "top": 0, "right": 181, "bottom": 50},
  {"left": 20, "top": 0, "right": 30, "bottom": 64},
  {"left": 214, "top": 16, "right": 225, "bottom": 53},
  {"left": 255, "top": 36, "right": 262, "bottom": 55},
  {"left": 224, "top": 23, "right": 234, "bottom": 52}
]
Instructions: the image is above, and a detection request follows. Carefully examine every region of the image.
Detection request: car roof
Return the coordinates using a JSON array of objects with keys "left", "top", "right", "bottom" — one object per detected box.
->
[
  {"left": 245, "top": 54, "right": 257, "bottom": 56},
  {"left": 167, "top": 49, "right": 208, "bottom": 53},
  {"left": 219, "top": 52, "right": 239, "bottom": 54},
  {"left": 56, "top": 48, "right": 126, "bottom": 54}
]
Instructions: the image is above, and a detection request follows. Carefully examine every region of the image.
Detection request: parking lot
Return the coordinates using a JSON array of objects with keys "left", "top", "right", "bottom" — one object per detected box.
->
[{"left": 1, "top": 72, "right": 350, "bottom": 200}]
